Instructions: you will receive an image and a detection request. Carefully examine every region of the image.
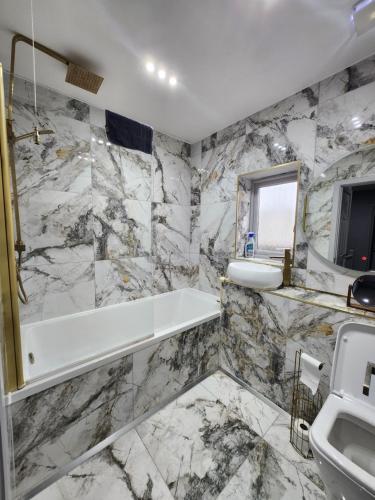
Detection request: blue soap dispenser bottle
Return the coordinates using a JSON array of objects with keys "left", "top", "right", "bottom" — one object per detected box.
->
[{"left": 245, "top": 232, "right": 256, "bottom": 258}]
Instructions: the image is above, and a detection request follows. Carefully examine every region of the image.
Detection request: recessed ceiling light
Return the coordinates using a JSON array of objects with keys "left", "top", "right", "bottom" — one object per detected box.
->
[
  {"left": 146, "top": 61, "right": 155, "bottom": 73},
  {"left": 158, "top": 69, "right": 166, "bottom": 80},
  {"left": 169, "top": 76, "right": 177, "bottom": 87},
  {"left": 98, "top": 139, "right": 104, "bottom": 145},
  {"left": 106, "top": 141, "right": 111, "bottom": 146}
]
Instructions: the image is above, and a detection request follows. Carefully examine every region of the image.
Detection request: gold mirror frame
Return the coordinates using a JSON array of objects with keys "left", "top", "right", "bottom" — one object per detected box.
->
[
  {"left": 0, "top": 64, "right": 24, "bottom": 392},
  {"left": 234, "top": 160, "right": 301, "bottom": 266}
]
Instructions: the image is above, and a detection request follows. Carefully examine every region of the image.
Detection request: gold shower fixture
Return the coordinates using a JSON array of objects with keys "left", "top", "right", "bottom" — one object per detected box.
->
[{"left": 7, "top": 33, "right": 104, "bottom": 304}]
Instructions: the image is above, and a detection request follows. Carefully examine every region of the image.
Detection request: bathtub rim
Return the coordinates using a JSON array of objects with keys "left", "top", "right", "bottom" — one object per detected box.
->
[{"left": 5, "top": 288, "right": 220, "bottom": 405}]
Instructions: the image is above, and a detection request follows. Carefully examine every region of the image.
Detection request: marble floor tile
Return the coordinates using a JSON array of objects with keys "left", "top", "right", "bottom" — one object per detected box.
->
[
  {"left": 137, "top": 383, "right": 261, "bottom": 499},
  {"left": 217, "top": 440, "right": 325, "bottom": 500},
  {"left": 201, "top": 371, "right": 280, "bottom": 437},
  {"left": 37, "top": 430, "right": 173, "bottom": 500},
  {"left": 263, "top": 413, "right": 324, "bottom": 491},
  {"left": 32, "top": 372, "right": 324, "bottom": 500},
  {"left": 32, "top": 483, "right": 65, "bottom": 500}
]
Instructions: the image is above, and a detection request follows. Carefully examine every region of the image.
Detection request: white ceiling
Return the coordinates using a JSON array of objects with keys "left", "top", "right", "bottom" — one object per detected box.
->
[{"left": 1, "top": 0, "right": 375, "bottom": 143}]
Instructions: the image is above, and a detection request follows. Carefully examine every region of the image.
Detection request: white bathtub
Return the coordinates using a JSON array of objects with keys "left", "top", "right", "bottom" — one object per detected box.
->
[{"left": 19, "top": 288, "right": 220, "bottom": 393}]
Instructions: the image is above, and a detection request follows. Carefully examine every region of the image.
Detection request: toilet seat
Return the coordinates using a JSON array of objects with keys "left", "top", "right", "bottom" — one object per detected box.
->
[
  {"left": 309, "top": 322, "right": 375, "bottom": 499},
  {"left": 310, "top": 393, "right": 375, "bottom": 496}
]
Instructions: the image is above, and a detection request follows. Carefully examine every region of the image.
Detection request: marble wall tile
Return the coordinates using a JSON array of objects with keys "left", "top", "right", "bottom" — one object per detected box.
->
[
  {"left": 190, "top": 141, "right": 202, "bottom": 206},
  {"left": 216, "top": 118, "right": 247, "bottom": 147},
  {"left": 189, "top": 253, "right": 200, "bottom": 289},
  {"left": 93, "top": 195, "right": 151, "bottom": 260},
  {"left": 9, "top": 355, "right": 133, "bottom": 497},
  {"left": 319, "top": 54, "right": 375, "bottom": 103},
  {"left": 190, "top": 205, "right": 201, "bottom": 254},
  {"left": 13, "top": 99, "right": 91, "bottom": 198},
  {"left": 200, "top": 136, "right": 244, "bottom": 205},
  {"left": 199, "top": 201, "right": 236, "bottom": 258},
  {"left": 256, "top": 84, "right": 319, "bottom": 120},
  {"left": 94, "top": 257, "right": 154, "bottom": 307},
  {"left": 283, "top": 301, "right": 353, "bottom": 403},
  {"left": 6, "top": 74, "right": 90, "bottom": 123},
  {"left": 153, "top": 255, "right": 197, "bottom": 293},
  {"left": 89, "top": 105, "right": 105, "bottom": 128},
  {"left": 91, "top": 125, "right": 153, "bottom": 202},
  {"left": 194, "top": 59, "right": 375, "bottom": 297},
  {"left": 133, "top": 326, "right": 200, "bottom": 417},
  {"left": 221, "top": 284, "right": 289, "bottom": 409},
  {"left": 12, "top": 76, "right": 192, "bottom": 324},
  {"left": 19, "top": 188, "right": 94, "bottom": 266},
  {"left": 244, "top": 106, "right": 317, "bottom": 173},
  {"left": 91, "top": 126, "right": 125, "bottom": 200},
  {"left": 151, "top": 203, "right": 191, "bottom": 264},
  {"left": 201, "top": 132, "right": 217, "bottom": 153},
  {"left": 198, "top": 317, "right": 220, "bottom": 375},
  {"left": 315, "top": 81, "right": 375, "bottom": 175},
  {"left": 198, "top": 253, "right": 229, "bottom": 295},
  {"left": 19, "top": 261, "right": 95, "bottom": 324},
  {"left": 152, "top": 132, "right": 191, "bottom": 206}
]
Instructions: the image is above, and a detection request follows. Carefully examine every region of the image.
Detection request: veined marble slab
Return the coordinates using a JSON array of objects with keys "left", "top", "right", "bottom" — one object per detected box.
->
[
  {"left": 33, "top": 371, "right": 325, "bottom": 500},
  {"left": 10, "top": 355, "right": 133, "bottom": 498},
  {"left": 40, "top": 430, "right": 173, "bottom": 500}
]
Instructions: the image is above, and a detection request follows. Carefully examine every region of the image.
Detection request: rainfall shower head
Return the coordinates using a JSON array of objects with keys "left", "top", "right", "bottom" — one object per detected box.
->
[
  {"left": 65, "top": 62, "right": 104, "bottom": 94},
  {"left": 9, "top": 33, "right": 104, "bottom": 97}
]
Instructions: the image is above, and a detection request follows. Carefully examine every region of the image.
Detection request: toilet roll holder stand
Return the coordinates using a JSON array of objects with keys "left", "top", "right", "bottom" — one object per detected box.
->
[{"left": 290, "top": 349, "right": 323, "bottom": 459}]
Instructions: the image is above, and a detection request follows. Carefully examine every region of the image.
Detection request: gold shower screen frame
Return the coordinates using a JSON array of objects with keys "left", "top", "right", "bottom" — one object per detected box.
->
[{"left": 0, "top": 64, "right": 24, "bottom": 392}]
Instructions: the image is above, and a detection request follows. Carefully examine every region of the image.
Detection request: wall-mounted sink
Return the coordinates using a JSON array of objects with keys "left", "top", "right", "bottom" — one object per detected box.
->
[{"left": 227, "top": 260, "right": 283, "bottom": 290}]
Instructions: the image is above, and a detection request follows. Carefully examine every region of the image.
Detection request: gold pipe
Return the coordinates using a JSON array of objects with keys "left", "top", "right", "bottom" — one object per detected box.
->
[
  {"left": 0, "top": 64, "right": 24, "bottom": 392},
  {"left": 7, "top": 34, "right": 57, "bottom": 305},
  {"left": 7, "top": 33, "right": 63, "bottom": 246},
  {"left": 7, "top": 33, "right": 69, "bottom": 124}
]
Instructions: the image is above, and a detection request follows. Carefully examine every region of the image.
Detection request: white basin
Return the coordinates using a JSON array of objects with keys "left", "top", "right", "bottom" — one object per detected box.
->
[{"left": 227, "top": 260, "right": 283, "bottom": 290}]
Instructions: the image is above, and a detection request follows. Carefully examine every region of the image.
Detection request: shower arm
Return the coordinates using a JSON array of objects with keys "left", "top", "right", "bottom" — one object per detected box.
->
[{"left": 7, "top": 33, "right": 69, "bottom": 124}]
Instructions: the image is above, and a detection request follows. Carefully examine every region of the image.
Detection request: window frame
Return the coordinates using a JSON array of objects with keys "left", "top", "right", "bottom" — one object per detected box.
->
[
  {"left": 235, "top": 161, "right": 301, "bottom": 261},
  {"left": 250, "top": 171, "right": 298, "bottom": 258}
]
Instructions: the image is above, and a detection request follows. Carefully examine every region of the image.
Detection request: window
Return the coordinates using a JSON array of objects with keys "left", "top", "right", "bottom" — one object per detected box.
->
[
  {"left": 235, "top": 162, "right": 300, "bottom": 260},
  {"left": 250, "top": 172, "right": 298, "bottom": 256}
]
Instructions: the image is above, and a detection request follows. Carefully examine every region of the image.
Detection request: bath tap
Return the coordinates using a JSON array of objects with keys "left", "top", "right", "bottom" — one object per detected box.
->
[{"left": 362, "top": 361, "right": 375, "bottom": 396}]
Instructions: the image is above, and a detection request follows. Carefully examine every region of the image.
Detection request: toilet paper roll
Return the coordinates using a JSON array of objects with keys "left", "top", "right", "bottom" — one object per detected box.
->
[
  {"left": 293, "top": 418, "right": 311, "bottom": 458},
  {"left": 299, "top": 352, "right": 323, "bottom": 395}
]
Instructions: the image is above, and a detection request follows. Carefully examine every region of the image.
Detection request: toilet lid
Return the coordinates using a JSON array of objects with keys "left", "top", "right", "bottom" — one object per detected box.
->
[{"left": 331, "top": 321, "right": 375, "bottom": 405}]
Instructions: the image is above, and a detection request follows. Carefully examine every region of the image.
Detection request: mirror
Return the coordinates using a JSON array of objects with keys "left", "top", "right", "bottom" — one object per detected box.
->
[
  {"left": 305, "top": 146, "right": 375, "bottom": 274},
  {"left": 235, "top": 161, "right": 301, "bottom": 260}
]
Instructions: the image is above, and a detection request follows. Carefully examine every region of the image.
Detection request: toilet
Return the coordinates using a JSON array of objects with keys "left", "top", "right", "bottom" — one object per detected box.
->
[{"left": 310, "top": 322, "right": 375, "bottom": 500}]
